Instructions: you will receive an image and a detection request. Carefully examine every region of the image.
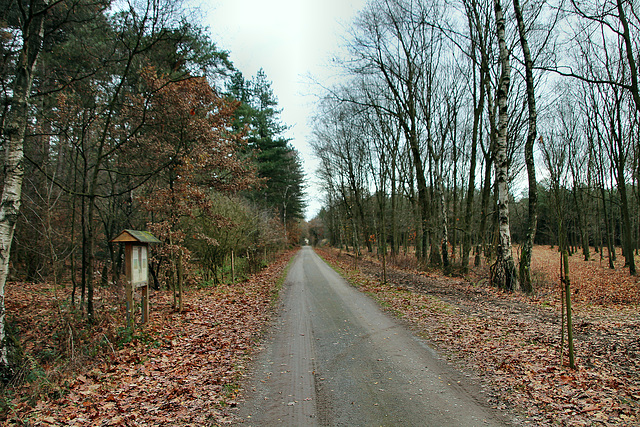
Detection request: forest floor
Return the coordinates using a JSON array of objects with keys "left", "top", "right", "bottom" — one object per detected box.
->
[
  {"left": 0, "top": 250, "right": 296, "bottom": 426},
  {"left": 315, "top": 245, "right": 640, "bottom": 426},
  {"left": 1, "top": 245, "right": 638, "bottom": 426}
]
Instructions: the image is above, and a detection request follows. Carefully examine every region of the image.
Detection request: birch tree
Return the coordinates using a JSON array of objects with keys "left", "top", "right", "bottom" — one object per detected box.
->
[
  {"left": 490, "top": 0, "right": 518, "bottom": 290},
  {"left": 0, "top": 0, "right": 52, "bottom": 365}
]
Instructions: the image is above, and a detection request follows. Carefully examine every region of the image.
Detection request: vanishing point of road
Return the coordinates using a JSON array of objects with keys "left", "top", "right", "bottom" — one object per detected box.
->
[{"left": 236, "top": 246, "right": 509, "bottom": 426}]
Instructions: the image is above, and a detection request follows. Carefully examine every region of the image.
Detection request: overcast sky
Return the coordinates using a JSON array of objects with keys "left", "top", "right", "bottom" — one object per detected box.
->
[{"left": 191, "top": 0, "right": 367, "bottom": 220}]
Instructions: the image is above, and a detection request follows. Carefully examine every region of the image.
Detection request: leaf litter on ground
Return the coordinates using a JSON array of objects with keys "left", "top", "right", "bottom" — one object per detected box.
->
[
  {"left": 316, "top": 246, "right": 640, "bottom": 427},
  {"left": 4, "top": 246, "right": 639, "bottom": 426},
  {"left": 2, "top": 250, "right": 295, "bottom": 426}
]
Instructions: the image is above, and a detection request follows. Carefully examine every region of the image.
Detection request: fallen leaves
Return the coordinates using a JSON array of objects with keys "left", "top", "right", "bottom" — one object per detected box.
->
[
  {"left": 2, "top": 249, "right": 295, "bottom": 426},
  {"left": 317, "top": 246, "right": 640, "bottom": 426},
  {"left": 5, "top": 245, "right": 638, "bottom": 426},
  {"left": 526, "top": 246, "right": 640, "bottom": 306}
]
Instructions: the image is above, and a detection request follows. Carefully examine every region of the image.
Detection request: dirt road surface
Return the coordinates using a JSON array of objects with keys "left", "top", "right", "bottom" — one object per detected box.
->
[{"left": 235, "top": 247, "right": 509, "bottom": 426}]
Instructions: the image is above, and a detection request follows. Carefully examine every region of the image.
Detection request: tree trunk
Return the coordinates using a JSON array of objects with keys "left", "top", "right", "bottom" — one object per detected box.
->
[
  {"left": 391, "top": 153, "right": 398, "bottom": 257},
  {"left": 177, "top": 250, "right": 184, "bottom": 312},
  {"left": 70, "top": 149, "right": 79, "bottom": 306},
  {"left": 477, "top": 49, "right": 497, "bottom": 268},
  {"left": 149, "top": 262, "right": 160, "bottom": 290},
  {"left": 407, "top": 157, "right": 422, "bottom": 260},
  {"left": 451, "top": 117, "right": 459, "bottom": 263},
  {"left": 378, "top": 191, "right": 388, "bottom": 284},
  {"left": 513, "top": 0, "right": 538, "bottom": 293},
  {"left": 617, "top": 165, "right": 636, "bottom": 274},
  {"left": 490, "top": 0, "right": 518, "bottom": 291},
  {"left": 612, "top": 103, "right": 636, "bottom": 273},
  {"left": 562, "top": 250, "right": 576, "bottom": 369},
  {"left": 462, "top": 55, "right": 484, "bottom": 272},
  {"left": 617, "top": 0, "right": 640, "bottom": 112},
  {"left": 86, "top": 194, "right": 98, "bottom": 320},
  {"left": 572, "top": 187, "right": 590, "bottom": 261},
  {"left": 600, "top": 186, "right": 615, "bottom": 269},
  {"left": 413, "top": 156, "right": 430, "bottom": 266},
  {"left": 476, "top": 150, "right": 493, "bottom": 267},
  {"left": 0, "top": 0, "right": 48, "bottom": 365},
  {"left": 437, "top": 158, "right": 449, "bottom": 270}
]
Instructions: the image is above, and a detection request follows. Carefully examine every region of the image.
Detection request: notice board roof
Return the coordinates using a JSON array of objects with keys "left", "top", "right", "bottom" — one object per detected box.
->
[{"left": 111, "top": 229, "right": 161, "bottom": 244}]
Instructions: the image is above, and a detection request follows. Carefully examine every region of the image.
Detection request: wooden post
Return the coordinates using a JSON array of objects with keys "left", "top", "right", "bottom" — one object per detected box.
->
[
  {"left": 141, "top": 284, "right": 149, "bottom": 323},
  {"left": 125, "top": 243, "right": 134, "bottom": 328},
  {"left": 231, "top": 249, "right": 235, "bottom": 284},
  {"left": 563, "top": 251, "right": 576, "bottom": 369}
]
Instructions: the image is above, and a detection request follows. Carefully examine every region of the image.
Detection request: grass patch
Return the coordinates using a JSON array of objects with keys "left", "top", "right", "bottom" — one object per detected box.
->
[{"left": 269, "top": 253, "right": 295, "bottom": 306}]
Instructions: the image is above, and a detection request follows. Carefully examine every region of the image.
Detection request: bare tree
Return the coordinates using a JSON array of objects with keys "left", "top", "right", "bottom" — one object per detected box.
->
[
  {"left": 461, "top": 0, "right": 489, "bottom": 272},
  {"left": 549, "top": 0, "right": 640, "bottom": 274},
  {"left": 347, "top": 0, "right": 445, "bottom": 264},
  {"left": 512, "top": 0, "right": 538, "bottom": 293},
  {"left": 490, "top": 0, "right": 518, "bottom": 290}
]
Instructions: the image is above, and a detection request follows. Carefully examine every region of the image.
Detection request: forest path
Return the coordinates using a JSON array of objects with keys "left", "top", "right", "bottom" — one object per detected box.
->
[{"left": 234, "top": 246, "right": 508, "bottom": 426}]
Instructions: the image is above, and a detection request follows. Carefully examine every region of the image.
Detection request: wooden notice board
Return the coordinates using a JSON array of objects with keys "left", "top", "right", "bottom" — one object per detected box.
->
[{"left": 111, "top": 230, "right": 160, "bottom": 326}]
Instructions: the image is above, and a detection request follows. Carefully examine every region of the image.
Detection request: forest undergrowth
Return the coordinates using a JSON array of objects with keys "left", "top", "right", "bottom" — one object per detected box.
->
[
  {"left": 0, "top": 250, "right": 296, "bottom": 426},
  {"left": 316, "top": 245, "right": 640, "bottom": 427}
]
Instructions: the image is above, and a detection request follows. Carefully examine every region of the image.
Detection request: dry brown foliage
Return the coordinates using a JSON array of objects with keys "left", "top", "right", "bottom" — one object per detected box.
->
[
  {"left": 1, "top": 250, "right": 295, "bottom": 426},
  {"left": 318, "top": 245, "right": 640, "bottom": 426}
]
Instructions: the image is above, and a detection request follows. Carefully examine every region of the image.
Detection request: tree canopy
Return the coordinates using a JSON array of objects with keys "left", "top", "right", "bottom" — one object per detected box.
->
[
  {"left": 228, "top": 68, "right": 307, "bottom": 238},
  {"left": 0, "top": 0, "right": 307, "bottom": 343}
]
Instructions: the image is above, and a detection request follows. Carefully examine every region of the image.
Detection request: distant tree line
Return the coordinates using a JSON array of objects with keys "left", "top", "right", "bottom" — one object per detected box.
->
[
  {"left": 0, "top": 0, "right": 306, "bottom": 358},
  {"left": 311, "top": 0, "right": 640, "bottom": 291}
]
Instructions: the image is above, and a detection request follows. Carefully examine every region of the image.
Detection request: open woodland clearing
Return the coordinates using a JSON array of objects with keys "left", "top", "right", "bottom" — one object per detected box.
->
[{"left": 316, "top": 245, "right": 640, "bottom": 426}]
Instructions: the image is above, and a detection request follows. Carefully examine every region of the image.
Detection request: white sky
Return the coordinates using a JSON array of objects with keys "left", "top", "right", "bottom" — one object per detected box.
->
[{"left": 192, "top": 0, "right": 368, "bottom": 220}]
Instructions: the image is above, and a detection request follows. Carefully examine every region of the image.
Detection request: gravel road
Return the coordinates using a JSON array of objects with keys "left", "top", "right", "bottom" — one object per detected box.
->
[{"left": 235, "top": 247, "right": 509, "bottom": 426}]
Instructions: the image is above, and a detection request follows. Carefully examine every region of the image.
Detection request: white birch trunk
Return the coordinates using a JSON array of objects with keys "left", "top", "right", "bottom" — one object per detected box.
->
[
  {"left": 0, "top": 0, "right": 47, "bottom": 364},
  {"left": 491, "top": 0, "right": 518, "bottom": 291}
]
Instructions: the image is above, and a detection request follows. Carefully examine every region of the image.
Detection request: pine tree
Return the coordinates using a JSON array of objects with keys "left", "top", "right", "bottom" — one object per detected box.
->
[{"left": 228, "top": 68, "right": 306, "bottom": 233}]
